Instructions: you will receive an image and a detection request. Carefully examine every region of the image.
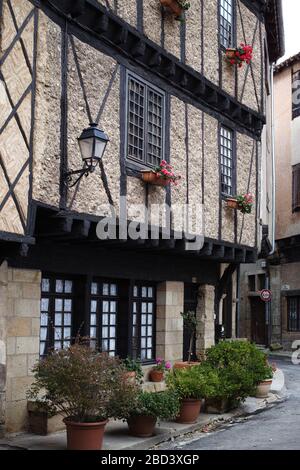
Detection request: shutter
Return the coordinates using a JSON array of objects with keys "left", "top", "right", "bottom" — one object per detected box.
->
[{"left": 292, "top": 164, "right": 300, "bottom": 212}]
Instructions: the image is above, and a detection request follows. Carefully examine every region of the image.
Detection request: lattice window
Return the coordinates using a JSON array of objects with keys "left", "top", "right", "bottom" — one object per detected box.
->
[
  {"left": 219, "top": 0, "right": 233, "bottom": 48},
  {"left": 292, "top": 70, "right": 300, "bottom": 120},
  {"left": 131, "top": 284, "right": 156, "bottom": 362},
  {"left": 90, "top": 281, "right": 118, "bottom": 356},
  {"left": 127, "top": 73, "right": 165, "bottom": 167},
  {"left": 40, "top": 278, "right": 73, "bottom": 357},
  {"left": 220, "top": 126, "right": 234, "bottom": 196},
  {"left": 288, "top": 297, "right": 300, "bottom": 332}
]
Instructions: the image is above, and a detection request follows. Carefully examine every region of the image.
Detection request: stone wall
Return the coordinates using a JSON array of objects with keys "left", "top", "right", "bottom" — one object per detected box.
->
[
  {"left": 280, "top": 263, "right": 300, "bottom": 350},
  {"left": 196, "top": 284, "right": 215, "bottom": 358},
  {"left": 0, "top": 261, "right": 41, "bottom": 433},
  {"left": 156, "top": 282, "right": 184, "bottom": 362}
]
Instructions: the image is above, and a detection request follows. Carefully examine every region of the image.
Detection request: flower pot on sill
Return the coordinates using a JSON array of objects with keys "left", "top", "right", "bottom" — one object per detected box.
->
[
  {"left": 160, "top": 0, "right": 183, "bottom": 17},
  {"left": 226, "top": 48, "right": 237, "bottom": 60},
  {"left": 226, "top": 198, "right": 240, "bottom": 210},
  {"left": 123, "top": 371, "right": 137, "bottom": 384},
  {"left": 127, "top": 415, "right": 157, "bottom": 438},
  {"left": 176, "top": 398, "right": 202, "bottom": 424},
  {"left": 149, "top": 369, "right": 164, "bottom": 382},
  {"left": 63, "top": 418, "right": 108, "bottom": 450},
  {"left": 141, "top": 170, "right": 169, "bottom": 187},
  {"left": 255, "top": 379, "right": 273, "bottom": 399}
]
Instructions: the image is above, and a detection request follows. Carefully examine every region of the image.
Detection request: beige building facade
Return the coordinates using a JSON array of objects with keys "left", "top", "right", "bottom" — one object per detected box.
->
[{"left": 0, "top": 0, "right": 283, "bottom": 433}]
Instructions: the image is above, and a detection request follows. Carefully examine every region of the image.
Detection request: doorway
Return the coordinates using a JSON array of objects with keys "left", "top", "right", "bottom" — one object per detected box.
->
[{"left": 250, "top": 297, "right": 267, "bottom": 345}]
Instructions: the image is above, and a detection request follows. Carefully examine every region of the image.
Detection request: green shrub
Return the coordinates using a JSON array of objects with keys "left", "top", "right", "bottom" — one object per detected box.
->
[
  {"left": 205, "top": 340, "right": 273, "bottom": 385},
  {"left": 27, "top": 344, "right": 128, "bottom": 423},
  {"left": 110, "top": 390, "right": 180, "bottom": 421},
  {"left": 166, "top": 366, "right": 207, "bottom": 400}
]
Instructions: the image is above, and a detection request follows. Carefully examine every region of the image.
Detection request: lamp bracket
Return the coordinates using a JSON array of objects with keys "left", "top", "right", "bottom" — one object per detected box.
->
[{"left": 64, "top": 162, "right": 98, "bottom": 188}]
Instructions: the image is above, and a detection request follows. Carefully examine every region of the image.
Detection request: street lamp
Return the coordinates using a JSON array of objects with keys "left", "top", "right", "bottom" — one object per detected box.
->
[{"left": 64, "top": 123, "right": 109, "bottom": 187}]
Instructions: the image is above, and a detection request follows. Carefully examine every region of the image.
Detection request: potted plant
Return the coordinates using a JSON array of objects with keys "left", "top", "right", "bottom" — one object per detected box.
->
[
  {"left": 166, "top": 366, "right": 206, "bottom": 424},
  {"left": 149, "top": 358, "right": 172, "bottom": 382},
  {"left": 204, "top": 340, "right": 273, "bottom": 401},
  {"left": 28, "top": 344, "right": 127, "bottom": 450},
  {"left": 226, "top": 193, "right": 254, "bottom": 214},
  {"left": 123, "top": 357, "right": 143, "bottom": 384},
  {"left": 253, "top": 356, "right": 274, "bottom": 399},
  {"left": 111, "top": 389, "right": 180, "bottom": 437},
  {"left": 160, "top": 0, "right": 191, "bottom": 21},
  {"left": 141, "top": 160, "right": 181, "bottom": 186},
  {"left": 174, "top": 311, "right": 200, "bottom": 369},
  {"left": 225, "top": 43, "right": 253, "bottom": 68}
]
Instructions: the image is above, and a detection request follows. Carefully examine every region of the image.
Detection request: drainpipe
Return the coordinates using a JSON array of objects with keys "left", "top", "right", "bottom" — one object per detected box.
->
[
  {"left": 266, "top": 62, "right": 276, "bottom": 347},
  {"left": 269, "top": 62, "right": 276, "bottom": 256}
]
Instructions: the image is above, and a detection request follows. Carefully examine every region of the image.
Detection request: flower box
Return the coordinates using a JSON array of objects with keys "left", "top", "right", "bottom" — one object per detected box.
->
[
  {"left": 141, "top": 161, "right": 181, "bottom": 187},
  {"left": 160, "top": 0, "right": 190, "bottom": 20},
  {"left": 141, "top": 170, "right": 169, "bottom": 187},
  {"left": 226, "top": 198, "right": 240, "bottom": 210},
  {"left": 226, "top": 194, "right": 254, "bottom": 214},
  {"left": 225, "top": 44, "right": 253, "bottom": 68}
]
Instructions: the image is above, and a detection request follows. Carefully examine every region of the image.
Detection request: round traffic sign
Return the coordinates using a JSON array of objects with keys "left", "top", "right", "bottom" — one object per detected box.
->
[{"left": 260, "top": 289, "right": 272, "bottom": 302}]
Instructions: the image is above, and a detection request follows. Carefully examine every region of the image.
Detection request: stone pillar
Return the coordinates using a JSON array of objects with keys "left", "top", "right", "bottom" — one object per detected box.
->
[
  {"left": 156, "top": 282, "right": 184, "bottom": 363},
  {"left": 269, "top": 265, "right": 281, "bottom": 345},
  {"left": 196, "top": 284, "right": 215, "bottom": 359},
  {"left": 1, "top": 265, "right": 41, "bottom": 433}
]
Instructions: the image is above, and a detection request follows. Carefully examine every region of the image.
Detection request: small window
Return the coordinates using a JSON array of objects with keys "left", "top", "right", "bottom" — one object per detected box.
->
[
  {"left": 131, "top": 283, "right": 156, "bottom": 362},
  {"left": 248, "top": 275, "right": 256, "bottom": 292},
  {"left": 292, "top": 164, "right": 300, "bottom": 213},
  {"left": 258, "top": 274, "right": 266, "bottom": 291},
  {"left": 220, "top": 126, "right": 235, "bottom": 196},
  {"left": 292, "top": 70, "right": 300, "bottom": 120},
  {"left": 126, "top": 73, "right": 165, "bottom": 168},
  {"left": 219, "top": 0, "right": 233, "bottom": 48},
  {"left": 40, "top": 277, "right": 74, "bottom": 357},
  {"left": 288, "top": 297, "right": 300, "bottom": 332}
]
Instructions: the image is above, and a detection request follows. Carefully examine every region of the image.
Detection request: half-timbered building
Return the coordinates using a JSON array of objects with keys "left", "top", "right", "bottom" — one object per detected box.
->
[{"left": 0, "top": 0, "right": 284, "bottom": 433}]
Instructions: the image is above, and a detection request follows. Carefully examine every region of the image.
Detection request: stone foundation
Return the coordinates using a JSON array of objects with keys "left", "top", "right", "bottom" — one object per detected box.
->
[
  {"left": 196, "top": 285, "right": 216, "bottom": 359},
  {"left": 0, "top": 261, "right": 41, "bottom": 433}
]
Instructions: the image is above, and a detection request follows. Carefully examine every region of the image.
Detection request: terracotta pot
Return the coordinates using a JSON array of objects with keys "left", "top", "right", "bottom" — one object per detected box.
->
[
  {"left": 149, "top": 369, "right": 164, "bottom": 382},
  {"left": 177, "top": 398, "right": 201, "bottom": 424},
  {"left": 160, "top": 0, "right": 183, "bottom": 17},
  {"left": 127, "top": 415, "right": 157, "bottom": 438},
  {"left": 205, "top": 398, "right": 230, "bottom": 414},
  {"left": 63, "top": 418, "right": 108, "bottom": 450},
  {"left": 255, "top": 379, "right": 272, "bottom": 398},
  {"left": 123, "top": 371, "right": 136, "bottom": 384},
  {"left": 226, "top": 48, "right": 237, "bottom": 60},
  {"left": 141, "top": 171, "right": 169, "bottom": 187},
  {"left": 173, "top": 361, "right": 201, "bottom": 370},
  {"left": 226, "top": 198, "right": 239, "bottom": 210}
]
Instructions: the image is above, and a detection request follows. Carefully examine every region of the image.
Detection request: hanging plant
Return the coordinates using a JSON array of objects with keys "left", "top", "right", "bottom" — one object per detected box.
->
[
  {"left": 160, "top": 0, "right": 191, "bottom": 21},
  {"left": 225, "top": 44, "right": 253, "bottom": 68},
  {"left": 141, "top": 161, "right": 181, "bottom": 187},
  {"left": 226, "top": 193, "right": 254, "bottom": 214}
]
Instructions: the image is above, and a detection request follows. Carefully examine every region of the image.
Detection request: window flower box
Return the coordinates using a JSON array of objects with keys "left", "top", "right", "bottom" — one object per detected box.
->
[
  {"left": 160, "top": 0, "right": 190, "bottom": 21},
  {"left": 226, "top": 193, "right": 254, "bottom": 214},
  {"left": 141, "top": 161, "right": 181, "bottom": 187},
  {"left": 225, "top": 44, "right": 253, "bottom": 68}
]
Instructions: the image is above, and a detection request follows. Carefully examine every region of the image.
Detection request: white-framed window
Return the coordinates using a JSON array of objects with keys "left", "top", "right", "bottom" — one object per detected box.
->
[
  {"left": 219, "top": 0, "right": 233, "bottom": 48},
  {"left": 220, "top": 126, "right": 235, "bottom": 196}
]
